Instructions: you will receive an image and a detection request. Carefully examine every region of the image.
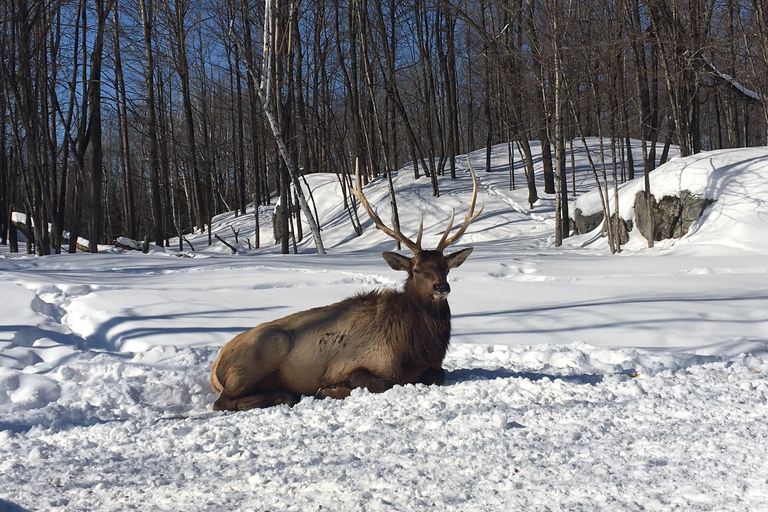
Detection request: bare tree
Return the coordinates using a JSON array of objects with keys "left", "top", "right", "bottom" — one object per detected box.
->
[
  {"left": 2, "top": 0, "right": 766, "bottom": 257},
  {"left": 139, "top": 0, "right": 166, "bottom": 245},
  {"left": 113, "top": 2, "right": 136, "bottom": 239},
  {"left": 258, "top": 0, "right": 325, "bottom": 254},
  {"left": 647, "top": 0, "right": 715, "bottom": 157},
  {"left": 751, "top": 0, "right": 768, "bottom": 140},
  {"left": 162, "top": 0, "right": 205, "bottom": 232}
]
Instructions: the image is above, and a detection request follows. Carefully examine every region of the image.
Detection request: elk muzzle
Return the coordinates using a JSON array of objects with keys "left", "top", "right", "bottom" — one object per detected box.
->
[{"left": 432, "top": 282, "right": 451, "bottom": 300}]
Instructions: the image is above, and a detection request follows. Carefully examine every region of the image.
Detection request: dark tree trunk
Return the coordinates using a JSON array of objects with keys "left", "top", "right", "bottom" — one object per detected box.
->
[
  {"left": 86, "top": 0, "right": 113, "bottom": 253},
  {"left": 140, "top": 0, "right": 165, "bottom": 245}
]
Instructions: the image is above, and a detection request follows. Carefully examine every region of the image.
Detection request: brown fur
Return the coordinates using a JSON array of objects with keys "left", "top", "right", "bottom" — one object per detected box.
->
[{"left": 210, "top": 248, "right": 472, "bottom": 411}]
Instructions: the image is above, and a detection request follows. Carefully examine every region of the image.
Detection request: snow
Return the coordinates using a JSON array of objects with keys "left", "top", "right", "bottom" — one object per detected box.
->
[{"left": 2, "top": 141, "right": 768, "bottom": 511}]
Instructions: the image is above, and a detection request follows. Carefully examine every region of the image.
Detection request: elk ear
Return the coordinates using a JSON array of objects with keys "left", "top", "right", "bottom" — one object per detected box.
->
[
  {"left": 445, "top": 247, "right": 473, "bottom": 269},
  {"left": 382, "top": 252, "right": 412, "bottom": 272}
]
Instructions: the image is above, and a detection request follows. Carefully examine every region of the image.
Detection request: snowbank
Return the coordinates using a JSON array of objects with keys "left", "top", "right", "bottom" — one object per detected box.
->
[{"left": 572, "top": 147, "right": 768, "bottom": 253}]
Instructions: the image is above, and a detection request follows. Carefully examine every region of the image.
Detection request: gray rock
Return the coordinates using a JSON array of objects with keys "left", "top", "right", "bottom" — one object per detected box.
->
[
  {"left": 572, "top": 208, "right": 605, "bottom": 235},
  {"left": 608, "top": 214, "right": 633, "bottom": 245},
  {"left": 634, "top": 190, "right": 714, "bottom": 242}
]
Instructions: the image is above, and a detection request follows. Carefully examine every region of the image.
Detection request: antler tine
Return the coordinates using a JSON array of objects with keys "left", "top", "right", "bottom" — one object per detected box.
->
[
  {"left": 415, "top": 214, "right": 424, "bottom": 248},
  {"left": 437, "top": 208, "right": 456, "bottom": 250},
  {"left": 350, "top": 158, "right": 423, "bottom": 253},
  {"left": 435, "top": 158, "right": 485, "bottom": 252}
]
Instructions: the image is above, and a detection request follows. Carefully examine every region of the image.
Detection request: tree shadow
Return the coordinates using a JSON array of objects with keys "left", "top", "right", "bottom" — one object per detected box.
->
[
  {"left": 80, "top": 305, "right": 286, "bottom": 351},
  {"left": 0, "top": 498, "right": 32, "bottom": 512},
  {"left": 454, "top": 292, "right": 768, "bottom": 342},
  {"left": 445, "top": 367, "right": 605, "bottom": 385}
]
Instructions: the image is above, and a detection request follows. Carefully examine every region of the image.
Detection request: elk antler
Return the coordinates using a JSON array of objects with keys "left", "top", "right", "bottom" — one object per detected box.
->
[
  {"left": 350, "top": 159, "right": 424, "bottom": 253},
  {"left": 434, "top": 158, "right": 484, "bottom": 252}
]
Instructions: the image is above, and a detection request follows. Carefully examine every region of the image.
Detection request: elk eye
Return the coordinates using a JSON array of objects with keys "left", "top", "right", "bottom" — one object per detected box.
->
[{"left": 413, "top": 268, "right": 421, "bottom": 275}]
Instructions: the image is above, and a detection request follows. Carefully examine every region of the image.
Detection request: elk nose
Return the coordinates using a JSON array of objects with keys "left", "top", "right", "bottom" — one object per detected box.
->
[{"left": 433, "top": 283, "right": 450, "bottom": 297}]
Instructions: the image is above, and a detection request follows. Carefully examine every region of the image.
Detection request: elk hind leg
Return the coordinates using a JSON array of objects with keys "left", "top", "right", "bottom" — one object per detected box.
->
[
  {"left": 316, "top": 368, "right": 391, "bottom": 400},
  {"left": 212, "top": 328, "right": 294, "bottom": 411}
]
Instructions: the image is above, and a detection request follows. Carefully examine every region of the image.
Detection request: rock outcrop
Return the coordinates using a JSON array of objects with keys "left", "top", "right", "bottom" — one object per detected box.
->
[
  {"left": 571, "top": 190, "right": 713, "bottom": 243},
  {"left": 634, "top": 190, "right": 714, "bottom": 242}
]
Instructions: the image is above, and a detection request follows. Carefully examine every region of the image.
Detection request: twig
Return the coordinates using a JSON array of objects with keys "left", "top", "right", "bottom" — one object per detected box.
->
[
  {"left": 182, "top": 236, "right": 195, "bottom": 251},
  {"left": 215, "top": 234, "right": 237, "bottom": 254}
]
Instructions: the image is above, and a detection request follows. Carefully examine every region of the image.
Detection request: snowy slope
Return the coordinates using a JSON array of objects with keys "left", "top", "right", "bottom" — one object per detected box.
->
[
  {"left": 1, "top": 143, "right": 768, "bottom": 511},
  {"left": 573, "top": 146, "right": 768, "bottom": 253}
]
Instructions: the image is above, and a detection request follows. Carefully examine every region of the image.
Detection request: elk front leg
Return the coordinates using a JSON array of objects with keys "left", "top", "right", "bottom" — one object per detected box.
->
[
  {"left": 316, "top": 368, "right": 392, "bottom": 400},
  {"left": 214, "top": 390, "right": 300, "bottom": 411},
  {"left": 417, "top": 366, "right": 445, "bottom": 386}
]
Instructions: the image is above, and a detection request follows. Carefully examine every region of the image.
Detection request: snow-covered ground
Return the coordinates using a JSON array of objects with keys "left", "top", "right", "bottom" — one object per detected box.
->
[{"left": 2, "top": 141, "right": 768, "bottom": 511}]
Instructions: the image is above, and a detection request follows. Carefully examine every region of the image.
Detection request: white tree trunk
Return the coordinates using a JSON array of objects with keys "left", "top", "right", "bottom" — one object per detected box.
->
[{"left": 260, "top": 0, "right": 325, "bottom": 255}]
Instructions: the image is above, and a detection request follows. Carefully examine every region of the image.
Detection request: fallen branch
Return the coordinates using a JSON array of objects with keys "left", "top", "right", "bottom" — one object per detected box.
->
[
  {"left": 215, "top": 234, "right": 237, "bottom": 254},
  {"left": 114, "top": 237, "right": 143, "bottom": 251}
]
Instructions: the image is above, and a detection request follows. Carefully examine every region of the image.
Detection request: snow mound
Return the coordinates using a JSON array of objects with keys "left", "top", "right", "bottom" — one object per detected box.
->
[{"left": 572, "top": 147, "right": 768, "bottom": 253}]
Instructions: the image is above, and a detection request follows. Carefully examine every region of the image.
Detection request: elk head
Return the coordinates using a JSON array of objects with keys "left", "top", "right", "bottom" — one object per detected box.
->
[{"left": 350, "top": 159, "right": 483, "bottom": 303}]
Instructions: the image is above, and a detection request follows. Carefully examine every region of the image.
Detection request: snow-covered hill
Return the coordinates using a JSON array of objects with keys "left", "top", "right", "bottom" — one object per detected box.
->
[{"left": 1, "top": 142, "right": 768, "bottom": 511}]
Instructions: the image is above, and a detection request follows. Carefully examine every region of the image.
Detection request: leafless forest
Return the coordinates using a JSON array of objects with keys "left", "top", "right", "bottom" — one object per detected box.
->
[{"left": 1, "top": 0, "right": 766, "bottom": 255}]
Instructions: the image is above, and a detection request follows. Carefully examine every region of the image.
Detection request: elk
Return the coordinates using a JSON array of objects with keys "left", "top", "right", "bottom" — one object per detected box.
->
[{"left": 210, "top": 161, "right": 483, "bottom": 410}]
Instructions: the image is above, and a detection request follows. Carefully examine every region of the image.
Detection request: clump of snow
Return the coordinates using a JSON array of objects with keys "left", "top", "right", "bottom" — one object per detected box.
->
[{"left": 1, "top": 142, "right": 768, "bottom": 510}]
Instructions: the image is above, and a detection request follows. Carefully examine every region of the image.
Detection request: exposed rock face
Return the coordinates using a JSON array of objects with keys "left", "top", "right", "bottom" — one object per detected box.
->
[
  {"left": 679, "top": 191, "right": 715, "bottom": 235},
  {"left": 571, "top": 208, "right": 632, "bottom": 245},
  {"left": 609, "top": 214, "right": 633, "bottom": 245},
  {"left": 634, "top": 190, "right": 714, "bottom": 242},
  {"left": 572, "top": 208, "right": 605, "bottom": 234},
  {"left": 571, "top": 190, "right": 713, "bottom": 243}
]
